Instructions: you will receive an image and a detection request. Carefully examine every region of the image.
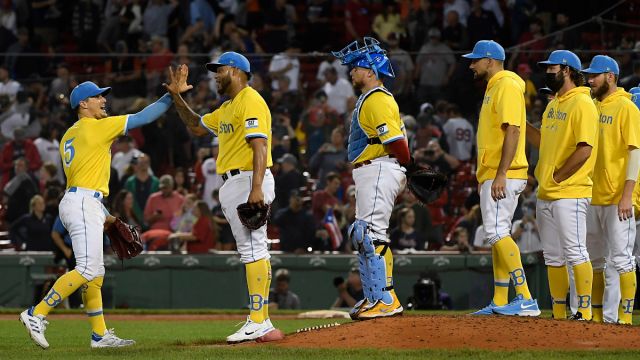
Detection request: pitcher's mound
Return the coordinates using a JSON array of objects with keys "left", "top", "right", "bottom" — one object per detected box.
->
[{"left": 277, "top": 315, "right": 640, "bottom": 350}]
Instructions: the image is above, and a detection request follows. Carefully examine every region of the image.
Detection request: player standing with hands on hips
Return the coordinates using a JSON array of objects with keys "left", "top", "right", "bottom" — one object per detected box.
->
[
  {"left": 582, "top": 55, "right": 640, "bottom": 324},
  {"left": 332, "top": 37, "right": 411, "bottom": 320},
  {"left": 20, "top": 74, "right": 178, "bottom": 349},
  {"left": 526, "top": 50, "right": 599, "bottom": 321},
  {"left": 463, "top": 40, "right": 540, "bottom": 316},
  {"left": 164, "top": 54, "right": 280, "bottom": 343}
]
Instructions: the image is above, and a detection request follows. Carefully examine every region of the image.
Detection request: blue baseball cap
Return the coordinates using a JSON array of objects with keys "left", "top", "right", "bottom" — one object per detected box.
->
[
  {"left": 462, "top": 40, "right": 505, "bottom": 61},
  {"left": 206, "top": 52, "right": 251, "bottom": 77},
  {"left": 582, "top": 55, "right": 620, "bottom": 75},
  {"left": 537, "top": 50, "right": 582, "bottom": 71},
  {"left": 70, "top": 81, "right": 111, "bottom": 109}
]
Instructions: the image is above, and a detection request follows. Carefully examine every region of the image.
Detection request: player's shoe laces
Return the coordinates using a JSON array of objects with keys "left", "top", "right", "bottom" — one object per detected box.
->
[
  {"left": 19, "top": 307, "right": 49, "bottom": 349},
  {"left": 90, "top": 329, "right": 135, "bottom": 348},
  {"left": 226, "top": 316, "right": 274, "bottom": 344},
  {"left": 349, "top": 298, "right": 371, "bottom": 320},
  {"left": 492, "top": 294, "right": 541, "bottom": 316},
  {"left": 470, "top": 301, "right": 498, "bottom": 315},
  {"left": 358, "top": 293, "right": 403, "bottom": 320}
]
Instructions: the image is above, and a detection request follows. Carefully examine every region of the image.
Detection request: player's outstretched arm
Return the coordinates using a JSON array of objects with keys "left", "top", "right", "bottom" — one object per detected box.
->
[
  {"left": 126, "top": 93, "right": 173, "bottom": 131},
  {"left": 163, "top": 65, "right": 208, "bottom": 136}
]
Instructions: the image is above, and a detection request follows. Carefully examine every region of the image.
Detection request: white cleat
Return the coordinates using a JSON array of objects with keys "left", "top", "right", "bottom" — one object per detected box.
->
[
  {"left": 91, "top": 329, "right": 135, "bottom": 348},
  {"left": 19, "top": 307, "right": 49, "bottom": 349},
  {"left": 226, "top": 316, "right": 274, "bottom": 344}
]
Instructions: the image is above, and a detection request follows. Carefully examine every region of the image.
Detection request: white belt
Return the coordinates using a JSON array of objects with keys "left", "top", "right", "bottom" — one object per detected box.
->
[{"left": 67, "top": 186, "right": 103, "bottom": 200}]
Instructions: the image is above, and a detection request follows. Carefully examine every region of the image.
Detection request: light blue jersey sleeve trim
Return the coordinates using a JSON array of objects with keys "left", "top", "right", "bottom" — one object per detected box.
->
[
  {"left": 382, "top": 135, "right": 404, "bottom": 144},
  {"left": 245, "top": 133, "right": 268, "bottom": 139}
]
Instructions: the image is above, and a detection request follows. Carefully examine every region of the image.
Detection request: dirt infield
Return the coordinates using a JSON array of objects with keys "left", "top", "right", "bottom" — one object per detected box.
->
[{"left": 276, "top": 315, "right": 640, "bottom": 350}]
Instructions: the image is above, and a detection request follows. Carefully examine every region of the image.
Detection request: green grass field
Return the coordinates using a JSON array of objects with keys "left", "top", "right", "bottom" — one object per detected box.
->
[{"left": 1, "top": 310, "right": 640, "bottom": 359}]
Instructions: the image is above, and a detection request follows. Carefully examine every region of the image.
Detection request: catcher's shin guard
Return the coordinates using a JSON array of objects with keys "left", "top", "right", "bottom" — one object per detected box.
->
[{"left": 350, "top": 220, "right": 393, "bottom": 304}]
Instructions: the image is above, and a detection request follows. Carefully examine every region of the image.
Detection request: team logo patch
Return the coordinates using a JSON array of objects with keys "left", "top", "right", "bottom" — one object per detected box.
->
[
  {"left": 245, "top": 118, "right": 259, "bottom": 129},
  {"left": 376, "top": 123, "right": 389, "bottom": 136}
]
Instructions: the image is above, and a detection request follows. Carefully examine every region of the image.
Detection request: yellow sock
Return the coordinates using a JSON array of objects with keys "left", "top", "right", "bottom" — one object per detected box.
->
[
  {"left": 81, "top": 277, "right": 107, "bottom": 336},
  {"left": 492, "top": 245, "right": 510, "bottom": 306},
  {"left": 261, "top": 260, "right": 272, "bottom": 321},
  {"left": 33, "top": 270, "right": 88, "bottom": 316},
  {"left": 573, "top": 262, "right": 593, "bottom": 320},
  {"left": 377, "top": 245, "right": 396, "bottom": 302},
  {"left": 494, "top": 237, "right": 532, "bottom": 299},
  {"left": 246, "top": 259, "right": 269, "bottom": 323},
  {"left": 591, "top": 271, "right": 605, "bottom": 322},
  {"left": 619, "top": 271, "right": 637, "bottom": 324},
  {"left": 547, "top": 265, "right": 569, "bottom": 319}
]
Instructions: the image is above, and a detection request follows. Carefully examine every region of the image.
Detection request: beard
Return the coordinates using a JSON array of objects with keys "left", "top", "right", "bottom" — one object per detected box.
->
[
  {"left": 473, "top": 69, "right": 487, "bottom": 81},
  {"left": 216, "top": 75, "right": 231, "bottom": 95},
  {"left": 544, "top": 71, "right": 565, "bottom": 93},
  {"left": 591, "top": 81, "right": 609, "bottom": 100}
]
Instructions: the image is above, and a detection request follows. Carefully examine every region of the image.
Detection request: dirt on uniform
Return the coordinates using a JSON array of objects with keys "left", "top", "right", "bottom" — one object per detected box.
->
[{"left": 276, "top": 315, "right": 640, "bottom": 350}]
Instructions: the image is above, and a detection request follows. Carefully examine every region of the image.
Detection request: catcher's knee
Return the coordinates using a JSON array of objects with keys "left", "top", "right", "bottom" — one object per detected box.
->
[{"left": 349, "top": 220, "right": 375, "bottom": 256}]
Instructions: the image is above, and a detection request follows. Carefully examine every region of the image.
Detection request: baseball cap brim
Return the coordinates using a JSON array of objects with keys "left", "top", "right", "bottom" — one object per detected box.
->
[
  {"left": 205, "top": 62, "right": 252, "bottom": 79},
  {"left": 580, "top": 67, "right": 605, "bottom": 74},
  {"left": 536, "top": 60, "right": 556, "bottom": 68},
  {"left": 462, "top": 53, "right": 483, "bottom": 59}
]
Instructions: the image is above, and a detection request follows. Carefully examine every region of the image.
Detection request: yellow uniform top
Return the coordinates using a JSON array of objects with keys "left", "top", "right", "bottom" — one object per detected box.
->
[
  {"left": 535, "top": 86, "right": 599, "bottom": 200},
  {"left": 476, "top": 70, "right": 529, "bottom": 183},
  {"left": 201, "top": 87, "right": 272, "bottom": 174},
  {"left": 591, "top": 89, "right": 640, "bottom": 205},
  {"left": 353, "top": 90, "right": 405, "bottom": 163},
  {"left": 60, "top": 115, "right": 128, "bottom": 196}
]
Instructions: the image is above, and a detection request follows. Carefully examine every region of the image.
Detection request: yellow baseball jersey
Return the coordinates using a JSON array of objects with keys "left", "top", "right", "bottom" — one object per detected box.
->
[
  {"left": 476, "top": 70, "right": 528, "bottom": 183},
  {"left": 592, "top": 89, "right": 640, "bottom": 205},
  {"left": 353, "top": 90, "right": 405, "bottom": 163},
  {"left": 60, "top": 115, "right": 128, "bottom": 196},
  {"left": 535, "top": 86, "right": 599, "bottom": 200},
  {"left": 201, "top": 86, "right": 272, "bottom": 174}
]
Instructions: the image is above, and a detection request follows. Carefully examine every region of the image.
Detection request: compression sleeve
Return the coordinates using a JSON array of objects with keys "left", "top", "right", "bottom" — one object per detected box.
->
[
  {"left": 626, "top": 148, "right": 640, "bottom": 181},
  {"left": 387, "top": 138, "right": 411, "bottom": 165},
  {"left": 126, "top": 93, "right": 173, "bottom": 131}
]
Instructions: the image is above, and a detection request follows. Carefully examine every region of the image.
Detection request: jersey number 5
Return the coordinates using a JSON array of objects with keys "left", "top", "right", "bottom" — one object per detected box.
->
[{"left": 64, "top": 138, "right": 75, "bottom": 167}]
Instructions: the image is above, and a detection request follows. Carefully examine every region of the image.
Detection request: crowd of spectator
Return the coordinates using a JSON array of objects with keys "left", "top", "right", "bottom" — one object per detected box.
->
[{"left": 0, "top": 0, "right": 638, "bottom": 257}]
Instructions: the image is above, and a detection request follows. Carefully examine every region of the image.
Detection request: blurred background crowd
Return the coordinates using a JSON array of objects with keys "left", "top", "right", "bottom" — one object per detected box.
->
[{"left": 0, "top": 0, "right": 639, "bottom": 259}]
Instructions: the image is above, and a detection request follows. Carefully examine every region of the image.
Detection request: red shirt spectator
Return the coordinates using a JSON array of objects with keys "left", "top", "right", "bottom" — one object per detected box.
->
[
  {"left": 1, "top": 129, "right": 42, "bottom": 187},
  {"left": 311, "top": 172, "right": 342, "bottom": 224},
  {"left": 188, "top": 215, "right": 215, "bottom": 253},
  {"left": 144, "top": 175, "right": 184, "bottom": 231}
]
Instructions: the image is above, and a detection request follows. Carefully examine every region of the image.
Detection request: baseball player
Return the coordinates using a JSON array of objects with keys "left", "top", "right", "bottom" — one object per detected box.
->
[
  {"left": 582, "top": 56, "right": 640, "bottom": 325},
  {"left": 20, "top": 78, "right": 177, "bottom": 349},
  {"left": 332, "top": 37, "right": 411, "bottom": 320},
  {"left": 463, "top": 40, "right": 540, "bottom": 316},
  {"left": 165, "top": 54, "right": 278, "bottom": 343},
  {"left": 526, "top": 50, "right": 599, "bottom": 321}
]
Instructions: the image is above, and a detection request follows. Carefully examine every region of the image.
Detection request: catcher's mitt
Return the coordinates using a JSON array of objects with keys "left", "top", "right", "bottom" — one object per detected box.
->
[
  {"left": 106, "top": 218, "right": 143, "bottom": 260},
  {"left": 237, "top": 202, "right": 271, "bottom": 230},
  {"left": 406, "top": 166, "right": 448, "bottom": 205}
]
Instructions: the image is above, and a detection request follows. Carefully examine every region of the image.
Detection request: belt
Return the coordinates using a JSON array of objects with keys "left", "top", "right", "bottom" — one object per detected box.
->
[
  {"left": 353, "top": 155, "right": 396, "bottom": 169},
  {"left": 221, "top": 169, "right": 241, "bottom": 181},
  {"left": 68, "top": 187, "right": 102, "bottom": 199}
]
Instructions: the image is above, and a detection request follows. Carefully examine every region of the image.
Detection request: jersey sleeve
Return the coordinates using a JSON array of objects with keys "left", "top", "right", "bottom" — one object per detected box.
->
[
  {"left": 359, "top": 93, "right": 404, "bottom": 144},
  {"left": 572, "top": 100, "right": 598, "bottom": 146},
  {"left": 94, "top": 115, "right": 128, "bottom": 142},
  {"left": 201, "top": 109, "right": 220, "bottom": 135},
  {"left": 240, "top": 95, "right": 270, "bottom": 140},
  {"left": 494, "top": 79, "right": 525, "bottom": 127},
  {"left": 622, "top": 102, "right": 640, "bottom": 149}
]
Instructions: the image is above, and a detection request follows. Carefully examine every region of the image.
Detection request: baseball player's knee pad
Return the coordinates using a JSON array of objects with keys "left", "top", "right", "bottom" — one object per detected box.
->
[{"left": 349, "top": 220, "right": 375, "bottom": 256}]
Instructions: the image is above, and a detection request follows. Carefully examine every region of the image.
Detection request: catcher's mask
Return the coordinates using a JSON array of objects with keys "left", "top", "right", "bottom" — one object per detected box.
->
[{"left": 332, "top": 37, "right": 395, "bottom": 79}]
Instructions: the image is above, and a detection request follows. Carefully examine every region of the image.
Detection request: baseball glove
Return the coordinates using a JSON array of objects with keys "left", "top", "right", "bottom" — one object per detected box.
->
[
  {"left": 237, "top": 202, "right": 271, "bottom": 230},
  {"left": 106, "top": 218, "right": 143, "bottom": 260},
  {"left": 406, "top": 165, "right": 448, "bottom": 204}
]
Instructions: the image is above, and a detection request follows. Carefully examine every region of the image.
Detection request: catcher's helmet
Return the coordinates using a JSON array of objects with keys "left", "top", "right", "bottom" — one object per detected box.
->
[{"left": 332, "top": 37, "right": 395, "bottom": 79}]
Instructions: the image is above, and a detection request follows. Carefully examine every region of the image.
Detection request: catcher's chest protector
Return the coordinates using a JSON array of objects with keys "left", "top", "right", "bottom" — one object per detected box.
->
[{"left": 347, "top": 87, "right": 391, "bottom": 162}]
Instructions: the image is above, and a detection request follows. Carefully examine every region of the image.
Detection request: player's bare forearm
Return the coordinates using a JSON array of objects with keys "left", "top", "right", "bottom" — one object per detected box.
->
[
  {"left": 171, "top": 92, "right": 208, "bottom": 136},
  {"left": 250, "top": 138, "right": 268, "bottom": 189},
  {"left": 553, "top": 144, "right": 592, "bottom": 183},
  {"left": 497, "top": 124, "right": 520, "bottom": 176},
  {"left": 618, "top": 180, "right": 635, "bottom": 220},
  {"left": 525, "top": 122, "right": 540, "bottom": 149}
]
